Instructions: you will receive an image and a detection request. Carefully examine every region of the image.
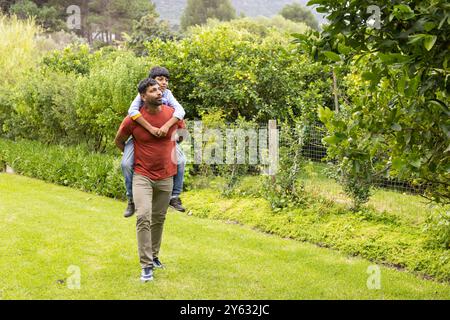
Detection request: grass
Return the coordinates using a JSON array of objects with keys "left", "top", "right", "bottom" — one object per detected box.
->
[
  {"left": 0, "top": 14, "right": 42, "bottom": 86},
  {"left": 300, "top": 162, "right": 440, "bottom": 226},
  {"left": 186, "top": 163, "right": 450, "bottom": 282},
  {"left": 218, "top": 162, "right": 443, "bottom": 229},
  {"left": 1, "top": 173, "right": 450, "bottom": 299}
]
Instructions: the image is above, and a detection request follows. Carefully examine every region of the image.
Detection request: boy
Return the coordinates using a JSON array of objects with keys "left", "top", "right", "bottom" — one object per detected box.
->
[{"left": 121, "top": 67, "right": 187, "bottom": 219}]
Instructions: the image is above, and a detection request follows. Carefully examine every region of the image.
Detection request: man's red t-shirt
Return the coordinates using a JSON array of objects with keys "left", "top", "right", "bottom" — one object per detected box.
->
[{"left": 119, "top": 105, "right": 184, "bottom": 181}]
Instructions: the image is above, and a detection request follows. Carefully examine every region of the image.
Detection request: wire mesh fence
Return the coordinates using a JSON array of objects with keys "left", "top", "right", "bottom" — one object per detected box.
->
[
  {"left": 292, "top": 122, "right": 429, "bottom": 196},
  {"left": 183, "top": 119, "right": 429, "bottom": 197}
]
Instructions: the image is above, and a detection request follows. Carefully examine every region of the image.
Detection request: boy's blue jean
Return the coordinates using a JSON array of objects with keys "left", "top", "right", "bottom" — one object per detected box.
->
[{"left": 121, "top": 138, "right": 186, "bottom": 201}]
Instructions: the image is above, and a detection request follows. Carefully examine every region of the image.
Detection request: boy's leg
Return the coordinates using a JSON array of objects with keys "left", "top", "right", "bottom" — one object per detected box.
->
[
  {"left": 171, "top": 162, "right": 185, "bottom": 198},
  {"left": 170, "top": 143, "right": 186, "bottom": 212},
  {"left": 150, "top": 177, "right": 173, "bottom": 261},
  {"left": 121, "top": 138, "right": 135, "bottom": 217},
  {"left": 133, "top": 174, "right": 154, "bottom": 270}
]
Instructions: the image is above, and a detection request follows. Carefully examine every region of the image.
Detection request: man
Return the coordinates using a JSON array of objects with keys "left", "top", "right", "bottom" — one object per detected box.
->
[
  {"left": 121, "top": 67, "right": 187, "bottom": 218},
  {"left": 115, "top": 78, "right": 182, "bottom": 282}
]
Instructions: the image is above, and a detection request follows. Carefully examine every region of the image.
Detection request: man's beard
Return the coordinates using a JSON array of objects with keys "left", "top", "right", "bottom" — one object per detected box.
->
[{"left": 148, "top": 99, "right": 162, "bottom": 108}]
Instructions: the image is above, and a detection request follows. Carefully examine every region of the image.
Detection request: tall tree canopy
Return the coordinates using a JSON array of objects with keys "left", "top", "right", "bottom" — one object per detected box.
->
[
  {"left": 2, "top": 0, "right": 157, "bottom": 43},
  {"left": 180, "top": 0, "right": 237, "bottom": 31},
  {"left": 279, "top": 2, "right": 319, "bottom": 31}
]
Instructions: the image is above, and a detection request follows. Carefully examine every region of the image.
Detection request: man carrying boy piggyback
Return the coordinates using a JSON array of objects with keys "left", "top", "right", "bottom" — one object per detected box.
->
[
  {"left": 121, "top": 67, "right": 187, "bottom": 219},
  {"left": 115, "top": 78, "right": 184, "bottom": 281}
]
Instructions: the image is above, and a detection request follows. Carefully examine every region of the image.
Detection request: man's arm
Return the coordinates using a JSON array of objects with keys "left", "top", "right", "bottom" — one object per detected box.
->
[
  {"left": 115, "top": 130, "right": 129, "bottom": 153},
  {"left": 128, "top": 94, "right": 159, "bottom": 137},
  {"left": 115, "top": 117, "right": 132, "bottom": 152}
]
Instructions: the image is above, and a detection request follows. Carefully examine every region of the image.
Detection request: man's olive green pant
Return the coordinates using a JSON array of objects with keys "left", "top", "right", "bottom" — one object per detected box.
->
[{"left": 133, "top": 174, "right": 173, "bottom": 269}]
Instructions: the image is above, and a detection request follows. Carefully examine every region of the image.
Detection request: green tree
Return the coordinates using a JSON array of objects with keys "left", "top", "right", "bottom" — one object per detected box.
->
[
  {"left": 86, "top": 0, "right": 156, "bottom": 44},
  {"left": 295, "top": 0, "right": 449, "bottom": 204},
  {"left": 0, "top": 0, "right": 14, "bottom": 13},
  {"left": 122, "top": 12, "right": 175, "bottom": 56},
  {"left": 280, "top": 2, "right": 319, "bottom": 31},
  {"left": 180, "top": 0, "right": 237, "bottom": 31},
  {"left": 9, "top": 0, "right": 66, "bottom": 31}
]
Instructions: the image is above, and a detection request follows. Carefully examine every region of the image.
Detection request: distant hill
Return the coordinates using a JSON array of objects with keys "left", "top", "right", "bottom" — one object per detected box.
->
[{"left": 152, "top": 0, "right": 326, "bottom": 28}]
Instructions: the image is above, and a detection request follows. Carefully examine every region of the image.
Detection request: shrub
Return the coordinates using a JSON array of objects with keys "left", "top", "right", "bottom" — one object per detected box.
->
[
  {"left": 74, "top": 50, "right": 152, "bottom": 152},
  {"left": 144, "top": 22, "right": 332, "bottom": 123},
  {"left": 41, "top": 44, "right": 93, "bottom": 75},
  {"left": 3, "top": 69, "right": 80, "bottom": 145},
  {"left": 263, "top": 121, "right": 307, "bottom": 210},
  {"left": 425, "top": 209, "right": 450, "bottom": 249},
  {"left": 0, "top": 14, "right": 42, "bottom": 86},
  {"left": 4, "top": 48, "right": 153, "bottom": 151},
  {"left": 0, "top": 138, "right": 126, "bottom": 200},
  {"left": 318, "top": 105, "right": 374, "bottom": 210}
]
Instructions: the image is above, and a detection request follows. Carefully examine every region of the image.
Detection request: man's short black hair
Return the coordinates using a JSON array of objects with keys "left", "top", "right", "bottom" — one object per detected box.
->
[
  {"left": 138, "top": 78, "right": 158, "bottom": 94},
  {"left": 149, "top": 66, "right": 170, "bottom": 79}
]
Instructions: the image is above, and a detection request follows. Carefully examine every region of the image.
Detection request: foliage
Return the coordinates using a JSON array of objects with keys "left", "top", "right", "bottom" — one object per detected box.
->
[
  {"left": 295, "top": 0, "right": 450, "bottom": 204},
  {"left": 425, "top": 209, "right": 450, "bottom": 249},
  {"left": 5, "top": 0, "right": 159, "bottom": 44},
  {"left": 1, "top": 15, "right": 330, "bottom": 155},
  {"left": 205, "top": 15, "right": 309, "bottom": 37},
  {"left": 9, "top": 0, "right": 66, "bottom": 32},
  {"left": 0, "top": 13, "right": 45, "bottom": 134},
  {"left": 144, "top": 22, "right": 331, "bottom": 123},
  {"left": 1, "top": 42, "right": 153, "bottom": 151},
  {"left": 318, "top": 105, "right": 374, "bottom": 210},
  {"left": 264, "top": 120, "right": 306, "bottom": 210},
  {"left": 180, "top": 0, "right": 237, "bottom": 31},
  {"left": 0, "top": 13, "right": 42, "bottom": 86},
  {"left": 2, "top": 69, "right": 79, "bottom": 145},
  {"left": 41, "top": 44, "right": 93, "bottom": 75},
  {"left": 86, "top": 0, "right": 157, "bottom": 43},
  {"left": 0, "top": 138, "right": 125, "bottom": 199},
  {"left": 74, "top": 50, "right": 151, "bottom": 152},
  {"left": 122, "top": 12, "right": 176, "bottom": 56},
  {"left": 279, "top": 1, "right": 319, "bottom": 31}
]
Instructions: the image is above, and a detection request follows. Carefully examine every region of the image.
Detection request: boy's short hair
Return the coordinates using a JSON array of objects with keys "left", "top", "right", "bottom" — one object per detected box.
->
[
  {"left": 138, "top": 78, "right": 158, "bottom": 94},
  {"left": 149, "top": 66, "right": 170, "bottom": 80}
]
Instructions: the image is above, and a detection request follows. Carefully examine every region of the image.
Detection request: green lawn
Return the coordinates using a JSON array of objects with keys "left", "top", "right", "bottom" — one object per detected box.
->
[{"left": 1, "top": 173, "right": 450, "bottom": 299}]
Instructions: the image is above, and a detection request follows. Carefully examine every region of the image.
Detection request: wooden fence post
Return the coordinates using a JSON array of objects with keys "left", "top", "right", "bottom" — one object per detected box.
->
[{"left": 268, "top": 119, "right": 278, "bottom": 181}]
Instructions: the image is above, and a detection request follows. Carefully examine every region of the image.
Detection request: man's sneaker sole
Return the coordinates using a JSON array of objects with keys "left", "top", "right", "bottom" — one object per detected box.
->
[
  {"left": 169, "top": 205, "right": 186, "bottom": 212},
  {"left": 140, "top": 275, "right": 153, "bottom": 282}
]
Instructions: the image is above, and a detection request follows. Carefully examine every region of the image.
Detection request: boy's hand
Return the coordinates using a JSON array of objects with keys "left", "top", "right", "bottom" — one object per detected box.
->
[
  {"left": 148, "top": 127, "right": 161, "bottom": 137},
  {"left": 158, "top": 124, "right": 171, "bottom": 137}
]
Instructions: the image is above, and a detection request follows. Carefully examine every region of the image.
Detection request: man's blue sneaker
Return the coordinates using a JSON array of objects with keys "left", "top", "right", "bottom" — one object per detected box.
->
[
  {"left": 140, "top": 267, "right": 153, "bottom": 282},
  {"left": 153, "top": 257, "right": 165, "bottom": 269}
]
